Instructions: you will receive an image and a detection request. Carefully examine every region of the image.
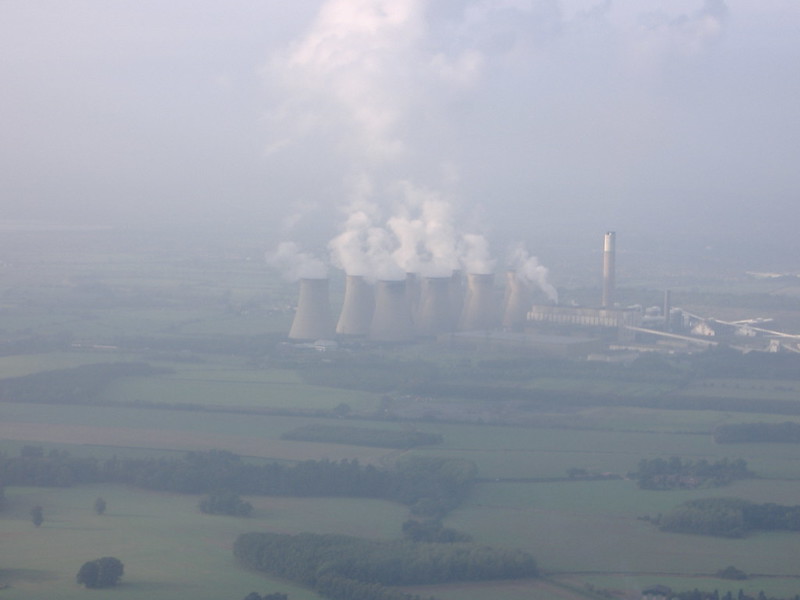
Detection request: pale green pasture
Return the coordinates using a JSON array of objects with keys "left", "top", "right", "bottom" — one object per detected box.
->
[
  {"left": 102, "top": 376, "right": 379, "bottom": 411},
  {"left": 0, "top": 483, "right": 407, "bottom": 600},
  {"left": 0, "top": 352, "right": 131, "bottom": 379},
  {"left": 449, "top": 480, "right": 800, "bottom": 579},
  {"left": 420, "top": 422, "right": 800, "bottom": 479},
  {"left": 682, "top": 378, "right": 800, "bottom": 400},
  {"left": 0, "top": 403, "right": 405, "bottom": 463},
  {"left": 526, "top": 377, "right": 676, "bottom": 397}
]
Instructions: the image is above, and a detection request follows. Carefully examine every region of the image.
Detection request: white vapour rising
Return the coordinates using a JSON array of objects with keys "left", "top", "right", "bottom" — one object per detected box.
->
[
  {"left": 460, "top": 233, "right": 495, "bottom": 275},
  {"left": 267, "top": 0, "right": 426, "bottom": 162},
  {"left": 388, "top": 182, "right": 462, "bottom": 278},
  {"left": 328, "top": 175, "right": 405, "bottom": 281},
  {"left": 265, "top": 242, "right": 327, "bottom": 281},
  {"left": 508, "top": 243, "right": 558, "bottom": 303}
]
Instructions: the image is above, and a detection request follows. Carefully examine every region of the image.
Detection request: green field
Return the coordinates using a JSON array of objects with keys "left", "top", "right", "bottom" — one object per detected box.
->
[
  {"left": 2, "top": 229, "right": 800, "bottom": 600},
  {"left": 0, "top": 484, "right": 406, "bottom": 600}
]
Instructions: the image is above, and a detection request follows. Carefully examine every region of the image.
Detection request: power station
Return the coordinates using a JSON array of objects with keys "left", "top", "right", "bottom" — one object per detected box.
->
[
  {"left": 287, "top": 232, "right": 633, "bottom": 352},
  {"left": 285, "top": 229, "right": 800, "bottom": 357}
]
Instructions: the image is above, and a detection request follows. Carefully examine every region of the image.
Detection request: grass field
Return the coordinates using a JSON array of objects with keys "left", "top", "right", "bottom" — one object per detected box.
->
[
  {"left": 0, "top": 484, "right": 405, "bottom": 600},
  {"left": 3, "top": 230, "right": 800, "bottom": 600}
]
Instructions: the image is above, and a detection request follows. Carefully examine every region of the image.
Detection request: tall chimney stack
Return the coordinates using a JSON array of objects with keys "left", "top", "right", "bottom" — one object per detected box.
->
[
  {"left": 416, "top": 276, "right": 455, "bottom": 337},
  {"left": 602, "top": 231, "right": 616, "bottom": 308},
  {"left": 459, "top": 273, "right": 497, "bottom": 331},
  {"left": 288, "top": 278, "right": 334, "bottom": 341},
  {"left": 502, "top": 270, "right": 531, "bottom": 332},
  {"left": 370, "top": 280, "right": 415, "bottom": 343},
  {"left": 336, "top": 275, "right": 374, "bottom": 337}
]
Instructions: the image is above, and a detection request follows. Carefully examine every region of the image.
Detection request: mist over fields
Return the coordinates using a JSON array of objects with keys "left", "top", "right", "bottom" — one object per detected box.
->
[{"left": 2, "top": 2, "right": 800, "bottom": 600}]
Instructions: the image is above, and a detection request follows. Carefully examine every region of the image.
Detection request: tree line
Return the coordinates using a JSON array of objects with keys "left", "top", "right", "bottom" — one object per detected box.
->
[
  {"left": 652, "top": 497, "right": 800, "bottom": 537},
  {"left": 714, "top": 422, "right": 800, "bottom": 444},
  {"left": 632, "top": 457, "right": 751, "bottom": 490},
  {"left": 281, "top": 424, "right": 443, "bottom": 449},
  {"left": 0, "top": 448, "right": 476, "bottom": 518},
  {"left": 233, "top": 531, "right": 537, "bottom": 600}
]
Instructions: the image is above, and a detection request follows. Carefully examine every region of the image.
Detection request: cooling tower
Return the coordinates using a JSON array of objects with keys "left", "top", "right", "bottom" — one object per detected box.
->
[
  {"left": 502, "top": 270, "right": 532, "bottom": 332},
  {"left": 336, "top": 275, "right": 374, "bottom": 336},
  {"left": 415, "top": 276, "right": 455, "bottom": 337},
  {"left": 459, "top": 273, "right": 497, "bottom": 331},
  {"left": 449, "top": 269, "right": 464, "bottom": 317},
  {"left": 369, "top": 280, "right": 415, "bottom": 343},
  {"left": 405, "top": 272, "right": 420, "bottom": 315},
  {"left": 602, "top": 231, "right": 616, "bottom": 308},
  {"left": 288, "top": 278, "right": 334, "bottom": 341}
]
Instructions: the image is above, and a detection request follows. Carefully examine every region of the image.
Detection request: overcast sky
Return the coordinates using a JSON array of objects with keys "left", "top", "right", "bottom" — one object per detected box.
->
[{"left": 2, "top": 0, "right": 799, "bottom": 268}]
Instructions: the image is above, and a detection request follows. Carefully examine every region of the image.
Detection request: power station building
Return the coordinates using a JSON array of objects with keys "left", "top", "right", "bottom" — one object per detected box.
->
[{"left": 286, "top": 231, "right": 642, "bottom": 353}]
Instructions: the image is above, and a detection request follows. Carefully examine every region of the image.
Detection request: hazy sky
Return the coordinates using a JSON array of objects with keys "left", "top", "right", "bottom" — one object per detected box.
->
[{"left": 2, "top": 1, "right": 799, "bottom": 265}]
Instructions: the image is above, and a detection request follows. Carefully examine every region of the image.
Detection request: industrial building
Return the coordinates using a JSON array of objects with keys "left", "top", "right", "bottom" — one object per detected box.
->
[{"left": 285, "top": 231, "right": 800, "bottom": 357}]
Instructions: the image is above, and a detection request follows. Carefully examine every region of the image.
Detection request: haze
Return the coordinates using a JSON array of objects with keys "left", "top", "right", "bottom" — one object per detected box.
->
[{"left": 2, "top": 0, "right": 799, "bottom": 269}]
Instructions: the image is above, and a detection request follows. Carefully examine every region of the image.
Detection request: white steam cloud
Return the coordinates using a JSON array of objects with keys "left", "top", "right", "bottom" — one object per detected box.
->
[
  {"left": 508, "top": 243, "right": 558, "bottom": 303},
  {"left": 265, "top": 242, "right": 327, "bottom": 281}
]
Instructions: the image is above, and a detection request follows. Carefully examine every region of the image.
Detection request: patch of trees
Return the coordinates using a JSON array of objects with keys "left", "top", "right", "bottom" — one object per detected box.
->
[
  {"left": 632, "top": 457, "right": 751, "bottom": 490},
  {"left": 0, "top": 448, "right": 475, "bottom": 518},
  {"left": 76, "top": 556, "right": 124, "bottom": 588},
  {"left": 714, "top": 422, "right": 800, "bottom": 443},
  {"left": 653, "top": 497, "right": 800, "bottom": 537},
  {"left": 199, "top": 491, "right": 253, "bottom": 516},
  {"left": 233, "top": 531, "right": 537, "bottom": 600},
  {"left": 689, "top": 346, "right": 800, "bottom": 381},
  {"left": 657, "top": 588, "right": 799, "bottom": 600},
  {"left": 717, "top": 566, "right": 747, "bottom": 580},
  {"left": 0, "top": 362, "right": 170, "bottom": 405},
  {"left": 281, "top": 425, "right": 443, "bottom": 449},
  {"left": 401, "top": 519, "right": 471, "bottom": 543}
]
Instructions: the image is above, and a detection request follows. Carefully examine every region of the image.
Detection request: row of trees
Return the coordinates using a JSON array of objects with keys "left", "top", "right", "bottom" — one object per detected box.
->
[
  {"left": 666, "top": 588, "right": 800, "bottom": 600},
  {"left": 632, "top": 457, "right": 751, "bottom": 490},
  {"left": 281, "top": 424, "right": 443, "bottom": 449},
  {"left": 0, "top": 448, "right": 476, "bottom": 518},
  {"left": 654, "top": 497, "right": 800, "bottom": 537},
  {"left": 233, "top": 531, "right": 537, "bottom": 600},
  {"left": 714, "top": 422, "right": 800, "bottom": 443}
]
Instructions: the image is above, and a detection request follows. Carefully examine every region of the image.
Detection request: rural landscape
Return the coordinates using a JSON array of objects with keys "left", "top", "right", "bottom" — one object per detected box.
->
[{"left": 1, "top": 225, "right": 800, "bottom": 600}]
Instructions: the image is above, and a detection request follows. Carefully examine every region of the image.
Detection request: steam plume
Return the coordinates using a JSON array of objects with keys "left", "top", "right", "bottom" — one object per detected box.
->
[
  {"left": 265, "top": 242, "right": 327, "bottom": 281},
  {"left": 508, "top": 243, "right": 557, "bottom": 303}
]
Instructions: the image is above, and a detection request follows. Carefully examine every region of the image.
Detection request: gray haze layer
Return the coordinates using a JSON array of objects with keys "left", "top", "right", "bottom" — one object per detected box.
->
[{"left": 2, "top": 1, "right": 799, "bottom": 269}]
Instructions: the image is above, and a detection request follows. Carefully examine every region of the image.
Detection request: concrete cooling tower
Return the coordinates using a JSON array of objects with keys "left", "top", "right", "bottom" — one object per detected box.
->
[
  {"left": 336, "top": 275, "right": 374, "bottom": 336},
  {"left": 415, "top": 276, "right": 455, "bottom": 337},
  {"left": 502, "top": 270, "right": 532, "bottom": 332},
  {"left": 370, "top": 279, "right": 415, "bottom": 343},
  {"left": 288, "top": 278, "right": 334, "bottom": 341},
  {"left": 459, "top": 273, "right": 497, "bottom": 331}
]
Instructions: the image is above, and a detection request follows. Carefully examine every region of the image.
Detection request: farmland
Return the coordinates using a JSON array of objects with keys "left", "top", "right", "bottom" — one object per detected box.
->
[{"left": 1, "top": 228, "right": 800, "bottom": 599}]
